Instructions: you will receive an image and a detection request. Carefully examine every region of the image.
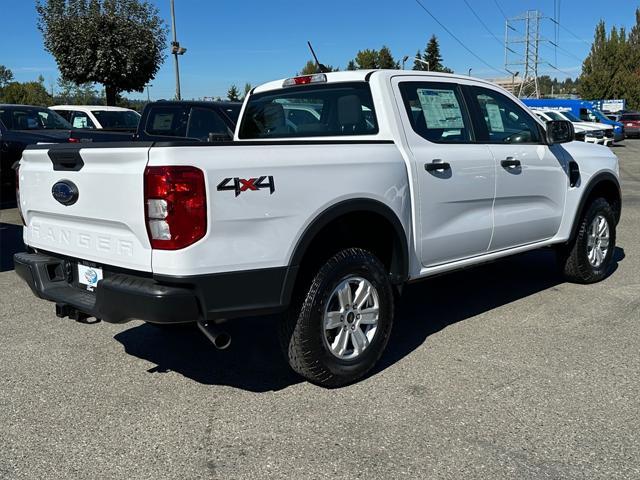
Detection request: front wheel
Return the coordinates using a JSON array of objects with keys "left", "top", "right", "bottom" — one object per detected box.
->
[
  {"left": 558, "top": 197, "right": 617, "bottom": 284},
  {"left": 280, "top": 248, "right": 394, "bottom": 388}
]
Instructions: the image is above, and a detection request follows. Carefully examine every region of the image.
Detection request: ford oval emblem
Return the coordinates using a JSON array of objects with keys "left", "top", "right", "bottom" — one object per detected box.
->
[{"left": 51, "top": 180, "right": 79, "bottom": 206}]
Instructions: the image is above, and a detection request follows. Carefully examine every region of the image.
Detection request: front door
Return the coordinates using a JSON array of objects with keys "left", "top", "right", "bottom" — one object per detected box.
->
[
  {"left": 465, "top": 86, "right": 567, "bottom": 251},
  {"left": 393, "top": 79, "right": 496, "bottom": 267}
]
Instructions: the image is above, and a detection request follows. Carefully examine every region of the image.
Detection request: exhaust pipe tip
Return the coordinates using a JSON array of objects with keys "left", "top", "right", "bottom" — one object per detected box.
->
[
  {"left": 198, "top": 322, "right": 231, "bottom": 350},
  {"left": 212, "top": 332, "right": 231, "bottom": 350}
]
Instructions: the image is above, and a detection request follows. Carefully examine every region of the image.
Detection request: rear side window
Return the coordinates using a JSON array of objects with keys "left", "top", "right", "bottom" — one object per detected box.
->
[
  {"left": 622, "top": 114, "right": 640, "bottom": 121},
  {"left": 239, "top": 82, "right": 378, "bottom": 139},
  {"left": 145, "top": 106, "right": 189, "bottom": 137},
  {"left": 186, "top": 107, "right": 229, "bottom": 140},
  {"left": 399, "top": 82, "right": 473, "bottom": 143}
]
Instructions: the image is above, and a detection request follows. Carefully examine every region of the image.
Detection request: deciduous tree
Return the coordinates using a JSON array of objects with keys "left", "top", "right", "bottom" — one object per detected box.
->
[{"left": 36, "top": 0, "right": 167, "bottom": 106}]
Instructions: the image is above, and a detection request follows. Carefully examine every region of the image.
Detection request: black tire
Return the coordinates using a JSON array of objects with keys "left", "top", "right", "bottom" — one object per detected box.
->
[
  {"left": 558, "top": 197, "right": 617, "bottom": 284},
  {"left": 279, "top": 248, "right": 394, "bottom": 388}
]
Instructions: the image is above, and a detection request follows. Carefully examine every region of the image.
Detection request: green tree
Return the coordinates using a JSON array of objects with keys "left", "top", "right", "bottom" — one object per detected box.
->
[
  {"left": 0, "top": 65, "right": 14, "bottom": 88},
  {"left": 300, "top": 60, "right": 338, "bottom": 75},
  {"left": 423, "top": 35, "right": 453, "bottom": 73},
  {"left": 412, "top": 50, "right": 425, "bottom": 71},
  {"left": 349, "top": 47, "right": 399, "bottom": 70},
  {"left": 377, "top": 46, "right": 399, "bottom": 69},
  {"left": 242, "top": 82, "right": 253, "bottom": 100},
  {"left": 36, "top": 0, "right": 167, "bottom": 106},
  {"left": 227, "top": 84, "right": 241, "bottom": 102},
  {"left": 55, "top": 78, "right": 99, "bottom": 104},
  {"left": 0, "top": 81, "right": 52, "bottom": 106},
  {"left": 578, "top": 14, "right": 640, "bottom": 108}
]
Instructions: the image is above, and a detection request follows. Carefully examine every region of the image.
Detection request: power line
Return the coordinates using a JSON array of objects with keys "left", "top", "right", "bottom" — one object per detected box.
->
[
  {"left": 462, "top": 0, "right": 504, "bottom": 49},
  {"left": 548, "top": 17, "right": 592, "bottom": 48},
  {"left": 493, "top": 0, "right": 508, "bottom": 20},
  {"left": 413, "top": 0, "right": 506, "bottom": 75}
]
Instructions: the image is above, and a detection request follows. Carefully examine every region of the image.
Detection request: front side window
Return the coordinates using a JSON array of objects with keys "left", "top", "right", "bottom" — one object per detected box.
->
[
  {"left": 239, "top": 82, "right": 378, "bottom": 139},
  {"left": 399, "top": 82, "right": 472, "bottom": 143},
  {"left": 470, "top": 87, "right": 541, "bottom": 144},
  {"left": 0, "top": 108, "right": 71, "bottom": 130},
  {"left": 71, "top": 111, "right": 95, "bottom": 129}
]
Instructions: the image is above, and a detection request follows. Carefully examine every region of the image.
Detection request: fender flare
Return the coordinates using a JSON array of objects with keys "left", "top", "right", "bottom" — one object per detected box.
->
[
  {"left": 282, "top": 198, "right": 409, "bottom": 303},
  {"left": 569, "top": 171, "right": 621, "bottom": 242}
]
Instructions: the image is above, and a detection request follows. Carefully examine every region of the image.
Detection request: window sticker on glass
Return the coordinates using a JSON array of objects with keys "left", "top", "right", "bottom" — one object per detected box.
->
[
  {"left": 485, "top": 103, "right": 505, "bottom": 132},
  {"left": 152, "top": 113, "right": 173, "bottom": 131},
  {"left": 416, "top": 88, "right": 464, "bottom": 129}
]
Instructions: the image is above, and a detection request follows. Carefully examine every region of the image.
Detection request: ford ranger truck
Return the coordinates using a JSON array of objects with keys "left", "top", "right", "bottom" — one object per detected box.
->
[{"left": 13, "top": 71, "right": 622, "bottom": 387}]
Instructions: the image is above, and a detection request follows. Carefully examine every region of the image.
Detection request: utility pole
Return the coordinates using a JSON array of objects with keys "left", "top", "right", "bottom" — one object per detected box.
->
[
  {"left": 505, "top": 10, "right": 542, "bottom": 98},
  {"left": 145, "top": 84, "right": 153, "bottom": 102},
  {"left": 170, "top": 0, "right": 187, "bottom": 100}
]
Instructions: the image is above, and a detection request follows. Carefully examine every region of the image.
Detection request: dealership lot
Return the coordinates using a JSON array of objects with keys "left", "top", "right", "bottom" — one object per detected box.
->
[{"left": 0, "top": 143, "right": 639, "bottom": 479}]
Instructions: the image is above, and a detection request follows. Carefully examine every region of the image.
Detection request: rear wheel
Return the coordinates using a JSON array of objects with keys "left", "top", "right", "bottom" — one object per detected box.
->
[
  {"left": 280, "top": 248, "right": 394, "bottom": 388},
  {"left": 558, "top": 197, "right": 617, "bottom": 283}
]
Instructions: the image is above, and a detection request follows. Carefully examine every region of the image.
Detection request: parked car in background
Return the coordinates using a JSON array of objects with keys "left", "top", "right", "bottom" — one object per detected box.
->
[
  {"left": 522, "top": 99, "right": 625, "bottom": 142},
  {"left": 618, "top": 112, "right": 640, "bottom": 138},
  {"left": 67, "top": 101, "right": 242, "bottom": 144},
  {"left": 134, "top": 101, "right": 241, "bottom": 142},
  {"left": 532, "top": 109, "right": 614, "bottom": 146},
  {"left": 0, "top": 104, "right": 73, "bottom": 207},
  {"left": 51, "top": 105, "right": 141, "bottom": 132}
]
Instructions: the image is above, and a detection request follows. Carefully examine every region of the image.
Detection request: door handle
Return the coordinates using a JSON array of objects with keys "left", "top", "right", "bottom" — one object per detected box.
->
[
  {"left": 425, "top": 160, "right": 451, "bottom": 172},
  {"left": 501, "top": 157, "right": 521, "bottom": 169}
]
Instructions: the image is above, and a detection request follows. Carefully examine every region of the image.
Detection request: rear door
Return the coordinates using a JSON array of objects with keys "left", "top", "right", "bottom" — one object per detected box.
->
[
  {"left": 19, "top": 143, "right": 153, "bottom": 271},
  {"left": 464, "top": 85, "right": 567, "bottom": 251},
  {"left": 393, "top": 78, "right": 495, "bottom": 267}
]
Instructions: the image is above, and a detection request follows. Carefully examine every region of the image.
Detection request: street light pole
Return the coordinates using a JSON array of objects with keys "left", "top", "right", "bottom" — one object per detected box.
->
[
  {"left": 468, "top": 68, "right": 472, "bottom": 77},
  {"left": 170, "top": 0, "right": 181, "bottom": 100},
  {"left": 402, "top": 56, "right": 429, "bottom": 71},
  {"left": 145, "top": 84, "right": 153, "bottom": 102}
]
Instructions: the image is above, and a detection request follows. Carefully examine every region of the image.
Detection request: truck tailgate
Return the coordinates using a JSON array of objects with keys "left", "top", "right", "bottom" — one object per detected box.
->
[{"left": 19, "top": 144, "right": 153, "bottom": 272}]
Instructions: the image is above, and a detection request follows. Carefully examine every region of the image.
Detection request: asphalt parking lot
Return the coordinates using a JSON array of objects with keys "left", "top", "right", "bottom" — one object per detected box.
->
[{"left": 0, "top": 142, "right": 639, "bottom": 480}]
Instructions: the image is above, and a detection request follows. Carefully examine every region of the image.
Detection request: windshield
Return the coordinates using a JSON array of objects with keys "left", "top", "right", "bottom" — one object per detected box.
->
[
  {"left": 0, "top": 106, "right": 72, "bottom": 130},
  {"left": 221, "top": 105, "right": 241, "bottom": 124},
  {"left": 559, "top": 111, "right": 581, "bottom": 122},
  {"left": 91, "top": 110, "right": 140, "bottom": 129},
  {"left": 543, "top": 111, "right": 565, "bottom": 121}
]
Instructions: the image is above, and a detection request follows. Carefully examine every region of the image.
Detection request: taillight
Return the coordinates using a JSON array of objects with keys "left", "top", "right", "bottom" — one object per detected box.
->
[
  {"left": 68, "top": 137, "right": 81, "bottom": 143},
  {"left": 15, "top": 164, "right": 25, "bottom": 225},
  {"left": 144, "top": 166, "right": 207, "bottom": 250}
]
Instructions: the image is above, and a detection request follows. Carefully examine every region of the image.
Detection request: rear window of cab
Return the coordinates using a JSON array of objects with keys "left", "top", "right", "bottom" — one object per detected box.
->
[{"left": 238, "top": 82, "right": 378, "bottom": 139}]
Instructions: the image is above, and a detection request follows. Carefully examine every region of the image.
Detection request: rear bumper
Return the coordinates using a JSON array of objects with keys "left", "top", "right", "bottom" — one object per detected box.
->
[{"left": 14, "top": 252, "right": 295, "bottom": 324}]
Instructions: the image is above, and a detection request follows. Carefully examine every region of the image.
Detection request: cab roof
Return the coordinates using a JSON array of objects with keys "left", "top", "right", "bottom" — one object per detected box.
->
[{"left": 252, "top": 69, "right": 503, "bottom": 94}]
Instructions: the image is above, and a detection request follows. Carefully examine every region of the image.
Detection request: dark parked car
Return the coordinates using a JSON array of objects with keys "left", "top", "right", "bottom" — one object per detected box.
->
[
  {"left": 133, "top": 101, "right": 241, "bottom": 142},
  {"left": 0, "top": 105, "right": 73, "bottom": 207}
]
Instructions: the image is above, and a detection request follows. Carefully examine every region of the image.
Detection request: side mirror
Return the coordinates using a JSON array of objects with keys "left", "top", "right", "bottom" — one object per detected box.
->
[{"left": 546, "top": 120, "right": 575, "bottom": 145}]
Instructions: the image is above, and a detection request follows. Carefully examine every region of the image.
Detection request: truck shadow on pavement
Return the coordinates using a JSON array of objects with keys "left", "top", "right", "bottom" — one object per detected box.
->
[
  {"left": 0, "top": 222, "right": 25, "bottom": 272},
  {"left": 114, "top": 246, "right": 625, "bottom": 393}
]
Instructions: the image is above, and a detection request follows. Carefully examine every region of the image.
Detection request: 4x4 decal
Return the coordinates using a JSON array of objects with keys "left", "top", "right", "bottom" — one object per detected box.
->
[{"left": 217, "top": 176, "right": 275, "bottom": 197}]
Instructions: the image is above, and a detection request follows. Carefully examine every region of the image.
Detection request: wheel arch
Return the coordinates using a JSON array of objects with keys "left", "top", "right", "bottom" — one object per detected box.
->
[
  {"left": 282, "top": 198, "right": 410, "bottom": 305},
  {"left": 569, "top": 171, "right": 621, "bottom": 242}
]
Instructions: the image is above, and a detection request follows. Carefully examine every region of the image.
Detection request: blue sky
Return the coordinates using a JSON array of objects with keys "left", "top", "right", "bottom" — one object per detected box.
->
[{"left": 2, "top": 0, "right": 639, "bottom": 100}]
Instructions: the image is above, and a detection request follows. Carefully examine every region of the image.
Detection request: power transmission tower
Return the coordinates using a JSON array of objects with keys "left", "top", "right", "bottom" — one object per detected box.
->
[{"left": 505, "top": 10, "right": 543, "bottom": 98}]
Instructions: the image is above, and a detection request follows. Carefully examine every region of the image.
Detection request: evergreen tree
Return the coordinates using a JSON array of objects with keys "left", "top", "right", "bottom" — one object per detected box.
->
[
  {"left": 348, "top": 47, "right": 399, "bottom": 70},
  {"left": 423, "top": 35, "right": 453, "bottom": 73},
  {"left": 227, "top": 84, "right": 240, "bottom": 102},
  {"left": 377, "top": 46, "right": 399, "bottom": 69},
  {"left": 412, "top": 50, "right": 426, "bottom": 71}
]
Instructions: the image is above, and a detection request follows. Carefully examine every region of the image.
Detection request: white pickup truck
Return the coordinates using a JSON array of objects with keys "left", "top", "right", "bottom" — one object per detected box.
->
[{"left": 14, "top": 71, "right": 621, "bottom": 387}]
